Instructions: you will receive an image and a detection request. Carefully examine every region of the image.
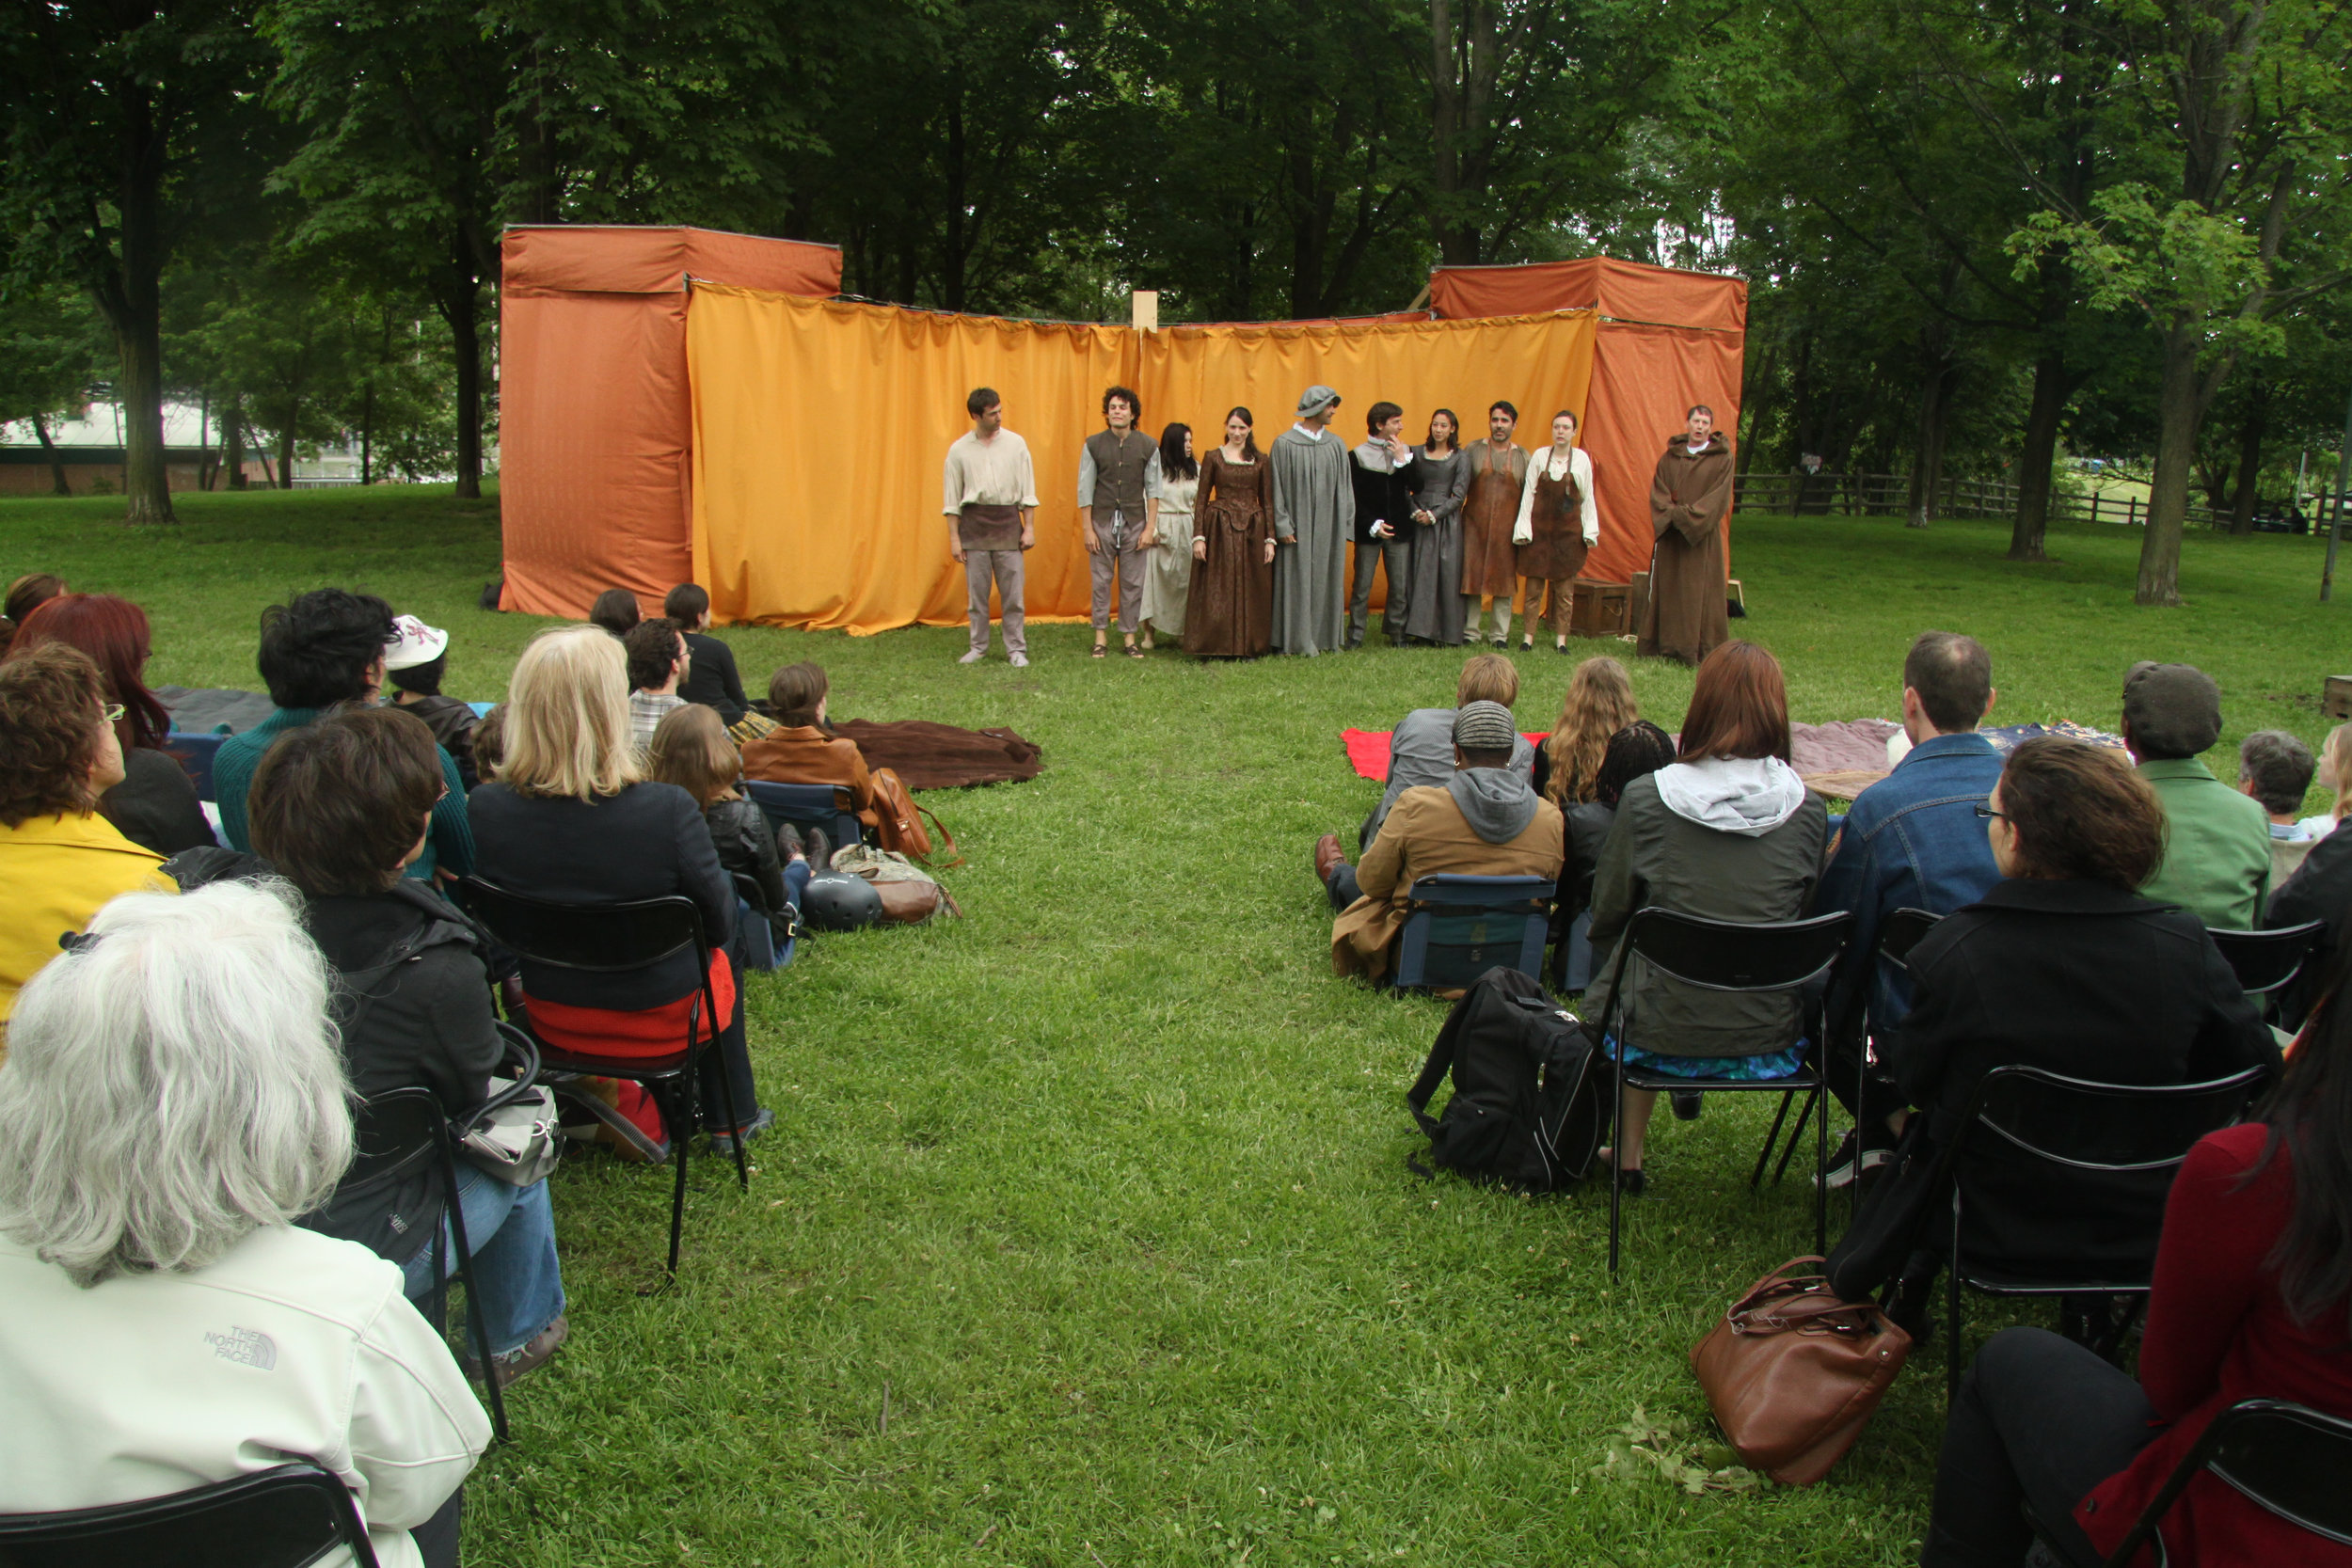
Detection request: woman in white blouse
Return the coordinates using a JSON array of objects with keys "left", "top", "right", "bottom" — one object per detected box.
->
[
  {"left": 1510, "top": 409, "right": 1601, "bottom": 653},
  {"left": 0, "top": 879, "right": 488, "bottom": 1568},
  {"left": 1141, "top": 422, "right": 1200, "bottom": 650}
]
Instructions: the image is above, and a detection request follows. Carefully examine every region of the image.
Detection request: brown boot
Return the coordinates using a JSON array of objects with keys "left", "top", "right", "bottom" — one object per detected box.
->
[{"left": 1313, "top": 832, "right": 1346, "bottom": 884}]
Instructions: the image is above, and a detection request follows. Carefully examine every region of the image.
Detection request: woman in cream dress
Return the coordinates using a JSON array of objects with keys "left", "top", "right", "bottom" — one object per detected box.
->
[{"left": 1140, "top": 423, "right": 1199, "bottom": 650}]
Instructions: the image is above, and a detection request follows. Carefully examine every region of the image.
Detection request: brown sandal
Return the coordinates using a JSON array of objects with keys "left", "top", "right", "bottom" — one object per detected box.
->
[{"left": 1090, "top": 642, "right": 1107, "bottom": 658}]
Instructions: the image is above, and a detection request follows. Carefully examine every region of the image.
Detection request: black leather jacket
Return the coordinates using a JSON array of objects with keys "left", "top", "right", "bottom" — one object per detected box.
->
[{"left": 705, "top": 795, "right": 786, "bottom": 915}]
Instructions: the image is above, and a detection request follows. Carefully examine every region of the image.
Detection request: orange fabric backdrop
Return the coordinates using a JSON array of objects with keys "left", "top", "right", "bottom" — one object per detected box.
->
[
  {"left": 1429, "top": 256, "right": 1747, "bottom": 333},
  {"left": 685, "top": 286, "right": 1601, "bottom": 633},
  {"left": 499, "top": 227, "right": 841, "bottom": 618}
]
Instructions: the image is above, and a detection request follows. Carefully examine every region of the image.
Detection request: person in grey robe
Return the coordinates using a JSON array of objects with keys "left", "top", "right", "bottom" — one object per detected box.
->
[{"left": 1269, "top": 385, "right": 1355, "bottom": 657}]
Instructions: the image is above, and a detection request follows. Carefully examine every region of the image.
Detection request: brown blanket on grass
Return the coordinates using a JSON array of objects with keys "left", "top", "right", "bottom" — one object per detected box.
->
[{"left": 833, "top": 719, "right": 1043, "bottom": 791}]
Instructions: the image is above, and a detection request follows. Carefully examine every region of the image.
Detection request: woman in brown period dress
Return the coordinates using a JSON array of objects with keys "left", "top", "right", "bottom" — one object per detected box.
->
[
  {"left": 1511, "top": 409, "right": 1600, "bottom": 652},
  {"left": 1184, "top": 407, "right": 1278, "bottom": 658}
]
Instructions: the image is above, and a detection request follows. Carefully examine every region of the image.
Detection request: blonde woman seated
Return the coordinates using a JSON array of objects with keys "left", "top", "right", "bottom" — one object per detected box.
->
[{"left": 0, "top": 880, "right": 488, "bottom": 1568}]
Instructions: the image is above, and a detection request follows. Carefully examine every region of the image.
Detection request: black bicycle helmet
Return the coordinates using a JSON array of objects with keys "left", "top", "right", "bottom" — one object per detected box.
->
[{"left": 801, "top": 871, "right": 884, "bottom": 930}]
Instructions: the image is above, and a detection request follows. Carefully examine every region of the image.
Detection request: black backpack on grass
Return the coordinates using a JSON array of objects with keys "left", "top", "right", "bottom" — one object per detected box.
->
[{"left": 1406, "top": 967, "right": 1603, "bottom": 1192}]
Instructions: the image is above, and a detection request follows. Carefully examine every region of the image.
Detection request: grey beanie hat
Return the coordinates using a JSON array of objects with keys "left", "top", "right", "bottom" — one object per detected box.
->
[
  {"left": 1295, "top": 385, "right": 1342, "bottom": 418},
  {"left": 1453, "top": 700, "right": 1519, "bottom": 752},
  {"left": 2122, "top": 660, "right": 2224, "bottom": 758}
]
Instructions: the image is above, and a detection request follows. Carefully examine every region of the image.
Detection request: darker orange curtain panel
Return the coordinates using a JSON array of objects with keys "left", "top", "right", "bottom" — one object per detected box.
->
[
  {"left": 1580, "top": 321, "right": 1748, "bottom": 584},
  {"left": 685, "top": 288, "right": 1602, "bottom": 633},
  {"left": 1429, "top": 257, "right": 1746, "bottom": 332}
]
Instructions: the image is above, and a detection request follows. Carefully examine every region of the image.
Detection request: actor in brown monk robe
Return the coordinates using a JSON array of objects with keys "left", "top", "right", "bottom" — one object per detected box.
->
[
  {"left": 1639, "top": 404, "right": 1734, "bottom": 666},
  {"left": 1460, "top": 401, "right": 1529, "bottom": 646}
]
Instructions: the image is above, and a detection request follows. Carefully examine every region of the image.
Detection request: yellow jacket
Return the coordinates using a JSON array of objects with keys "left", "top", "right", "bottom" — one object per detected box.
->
[{"left": 0, "top": 812, "right": 178, "bottom": 1026}]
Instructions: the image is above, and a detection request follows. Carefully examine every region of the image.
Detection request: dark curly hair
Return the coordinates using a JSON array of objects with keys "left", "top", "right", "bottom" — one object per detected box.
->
[
  {"left": 0, "top": 643, "right": 107, "bottom": 827},
  {"left": 256, "top": 589, "right": 395, "bottom": 710},
  {"left": 1103, "top": 385, "right": 1142, "bottom": 424},
  {"left": 624, "top": 617, "right": 684, "bottom": 691}
]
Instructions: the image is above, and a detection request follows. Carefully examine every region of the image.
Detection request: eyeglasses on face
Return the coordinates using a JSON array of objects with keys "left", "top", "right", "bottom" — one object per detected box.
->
[
  {"left": 100, "top": 703, "right": 125, "bottom": 723},
  {"left": 1973, "top": 803, "right": 2008, "bottom": 821}
]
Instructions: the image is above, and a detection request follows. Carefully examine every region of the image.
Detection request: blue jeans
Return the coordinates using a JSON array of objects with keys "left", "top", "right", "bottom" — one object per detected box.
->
[
  {"left": 402, "top": 1163, "right": 566, "bottom": 1357},
  {"left": 738, "top": 861, "right": 811, "bottom": 972}
]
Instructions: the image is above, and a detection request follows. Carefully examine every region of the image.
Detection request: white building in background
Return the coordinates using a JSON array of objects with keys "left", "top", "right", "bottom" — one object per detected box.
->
[{"left": 0, "top": 401, "right": 476, "bottom": 493}]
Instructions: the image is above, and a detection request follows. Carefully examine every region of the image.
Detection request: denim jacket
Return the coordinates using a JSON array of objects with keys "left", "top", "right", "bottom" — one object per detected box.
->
[{"left": 1818, "top": 731, "right": 2005, "bottom": 1031}]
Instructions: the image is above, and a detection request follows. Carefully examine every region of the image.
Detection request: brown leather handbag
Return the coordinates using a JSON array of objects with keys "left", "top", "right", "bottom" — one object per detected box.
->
[
  {"left": 1689, "top": 1257, "right": 1912, "bottom": 1485},
  {"left": 867, "top": 767, "right": 963, "bottom": 867}
]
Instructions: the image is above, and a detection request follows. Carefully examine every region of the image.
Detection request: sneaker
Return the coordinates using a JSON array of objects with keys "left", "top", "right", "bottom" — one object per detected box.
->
[
  {"left": 1009, "top": 652, "right": 1029, "bottom": 668},
  {"left": 958, "top": 649, "right": 985, "bottom": 664},
  {"left": 707, "top": 1104, "right": 775, "bottom": 1159},
  {"left": 1670, "top": 1089, "right": 1704, "bottom": 1121},
  {"left": 465, "top": 1313, "right": 569, "bottom": 1386},
  {"left": 1820, "top": 1129, "right": 1896, "bottom": 1191}
]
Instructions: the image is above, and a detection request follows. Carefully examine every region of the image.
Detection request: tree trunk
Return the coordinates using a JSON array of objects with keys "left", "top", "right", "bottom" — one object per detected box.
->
[
  {"left": 2137, "top": 323, "right": 2202, "bottom": 606},
  {"left": 1905, "top": 358, "right": 1958, "bottom": 529},
  {"left": 2228, "top": 382, "right": 2267, "bottom": 534},
  {"left": 360, "top": 380, "right": 375, "bottom": 486},
  {"left": 434, "top": 270, "right": 485, "bottom": 499},
  {"left": 942, "top": 89, "right": 968, "bottom": 314},
  {"left": 222, "top": 397, "right": 246, "bottom": 490},
  {"left": 92, "top": 67, "right": 175, "bottom": 525},
  {"left": 277, "top": 419, "right": 297, "bottom": 489},
  {"left": 2010, "top": 350, "right": 2071, "bottom": 562},
  {"left": 30, "top": 414, "right": 71, "bottom": 496}
]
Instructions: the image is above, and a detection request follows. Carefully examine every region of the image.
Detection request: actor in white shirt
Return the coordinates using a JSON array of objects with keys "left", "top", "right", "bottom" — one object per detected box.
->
[{"left": 943, "top": 386, "right": 1040, "bottom": 667}]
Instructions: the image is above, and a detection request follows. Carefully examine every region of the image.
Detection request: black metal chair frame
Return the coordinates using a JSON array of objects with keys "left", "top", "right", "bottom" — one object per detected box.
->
[
  {"left": 1387, "top": 874, "right": 1556, "bottom": 992},
  {"left": 1590, "top": 906, "right": 1853, "bottom": 1274},
  {"left": 1836, "top": 906, "right": 1944, "bottom": 1215},
  {"left": 2092, "top": 1397, "right": 2352, "bottom": 1566},
  {"left": 2207, "top": 921, "right": 2324, "bottom": 1016},
  {"left": 0, "top": 1460, "right": 380, "bottom": 1567},
  {"left": 458, "top": 879, "right": 747, "bottom": 1281},
  {"left": 1929, "top": 1062, "right": 2269, "bottom": 1402}
]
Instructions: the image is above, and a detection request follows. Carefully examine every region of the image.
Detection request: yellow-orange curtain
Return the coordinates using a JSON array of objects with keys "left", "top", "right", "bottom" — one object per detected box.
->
[{"left": 688, "top": 284, "right": 1601, "bottom": 633}]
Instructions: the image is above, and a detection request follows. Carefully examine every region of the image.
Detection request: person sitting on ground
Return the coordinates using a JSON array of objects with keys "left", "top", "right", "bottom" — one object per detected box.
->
[
  {"left": 0, "top": 879, "right": 488, "bottom": 1568},
  {"left": 1814, "top": 630, "right": 2005, "bottom": 1188},
  {"left": 2295, "top": 722, "right": 2350, "bottom": 841},
  {"left": 650, "top": 703, "right": 810, "bottom": 962},
  {"left": 2239, "top": 728, "right": 2320, "bottom": 886},
  {"left": 1581, "top": 640, "right": 1830, "bottom": 1195},
  {"left": 1922, "top": 934, "right": 2352, "bottom": 1568},
  {"left": 1315, "top": 701, "right": 1565, "bottom": 983},
  {"left": 213, "top": 589, "right": 474, "bottom": 883},
  {"left": 739, "top": 661, "right": 878, "bottom": 832},
  {"left": 5, "top": 591, "right": 214, "bottom": 855},
  {"left": 624, "top": 615, "right": 691, "bottom": 757},
  {"left": 1358, "top": 652, "right": 1535, "bottom": 848},
  {"left": 1534, "top": 655, "right": 1639, "bottom": 807},
  {"left": 663, "top": 583, "right": 758, "bottom": 733},
  {"left": 0, "top": 644, "right": 178, "bottom": 1029},
  {"left": 1558, "top": 721, "right": 1678, "bottom": 933},
  {"left": 588, "top": 587, "right": 640, "bottom": 639},
  {"left": 0, "top": 572, "right": 65, "bottom": 653},
  {"left": 2123, "top": 659, "right": 2270, "bottom": 929},
  {"left": 1828, "top": 737, "right": 2276, "bottom": 1324},
  {"left": 472, "top": 703, "right": 508, "bottom": 782},
  {"left": 247, "top": 706, "right": 569, "bottom": 1387},
  {"left": 468, "top": 626, "right": 771, "bottom": 1158},
  {"left": 383, "top": 614, "right": 484, "bottom": 792}
]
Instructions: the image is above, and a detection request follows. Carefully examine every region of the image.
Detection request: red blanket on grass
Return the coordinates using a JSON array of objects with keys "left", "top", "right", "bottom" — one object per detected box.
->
[{"left": 1341, "top": 720, "right": 1905, "bottom": 796}]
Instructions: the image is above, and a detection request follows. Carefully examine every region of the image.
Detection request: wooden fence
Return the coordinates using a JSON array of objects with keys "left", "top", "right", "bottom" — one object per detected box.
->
[{"left": 1731, "top": 471, "right": 2352, "bottom": 534}]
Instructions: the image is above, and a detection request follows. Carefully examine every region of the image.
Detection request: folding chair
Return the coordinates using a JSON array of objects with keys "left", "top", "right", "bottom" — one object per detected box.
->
[
  {"left": 1388, "top": 875, "right": 1555, "bottom": 991},
  {"left": 0, "top": 1460, "right": 379, "bottom": 1567},
  {"left": 1931, "top": 1062, "right": 2268, "bottom": 1401},
  {"left": 458, "top": 879, "right": 747, "bottom": 1279},
  {"left": 1834, "top": 906, "right": 1943, "bottom": 1212},
  {"left": 743, "top": 780, "right": 864, "bottom": 860},
  {"left": 2094, "top": 1398, "right": 2352, "bottom": 1565},
  {"left": 1590, "top": 907, "right": 1853, "bottom": 1273},
  {"left": 2207, "top": 922, "right": 2323, "bottom": 1018}
]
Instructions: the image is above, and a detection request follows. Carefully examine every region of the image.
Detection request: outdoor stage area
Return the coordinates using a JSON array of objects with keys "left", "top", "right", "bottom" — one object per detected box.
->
[{"left": 4, "top": 479, "right": 2342, "bottom": 1565}]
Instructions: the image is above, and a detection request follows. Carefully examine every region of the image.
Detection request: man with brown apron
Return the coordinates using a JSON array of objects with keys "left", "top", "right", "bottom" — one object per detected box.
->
[
  {"left": 942, "top": 387, "right": 1038, "bottom": 667},
  {"left": 1079, "top": 386, "right": 1161, "bottom": 659},
  {"left": 1460, "top": 401, "right": 1529, "bottom": 646}
]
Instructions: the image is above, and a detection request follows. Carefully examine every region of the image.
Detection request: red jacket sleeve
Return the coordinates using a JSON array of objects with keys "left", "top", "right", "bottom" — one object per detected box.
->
[{"left": 2138, "top": 1125, "right": 2285, "bottom": 1419}]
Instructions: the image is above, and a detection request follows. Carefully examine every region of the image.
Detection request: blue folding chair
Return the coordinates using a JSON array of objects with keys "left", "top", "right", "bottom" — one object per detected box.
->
[
  {"left": 1388, "top": 875, "right": 1556, "bottom": 991},
  {"left": 742, "top": 780, "right": 864, "bottom": 859},
  {"left": 166, "top": 731, "right": 229, "bottom": 802}
]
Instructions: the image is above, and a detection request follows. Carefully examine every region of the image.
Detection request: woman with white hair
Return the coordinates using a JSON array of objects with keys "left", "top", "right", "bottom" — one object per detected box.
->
[
  {"left": 0, "top": 879, "right": 488, "bottom": 1568},
  {"left": 468, "top": 625, "right": 770, "bottom": 1157}
]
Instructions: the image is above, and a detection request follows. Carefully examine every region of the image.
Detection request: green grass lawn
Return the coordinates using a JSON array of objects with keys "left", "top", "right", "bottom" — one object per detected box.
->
[{"left": 7, "top": 487, "right": 2347, "bottom": 1567}]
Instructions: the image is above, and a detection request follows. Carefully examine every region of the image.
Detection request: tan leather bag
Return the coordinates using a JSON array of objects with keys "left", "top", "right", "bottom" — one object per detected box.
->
[
  {"left": 867, "top": 767, "right": 963, "bottom": 866},
  {"left": 1689, "top": 1257, "right": 1912, "bottom": 1485}
]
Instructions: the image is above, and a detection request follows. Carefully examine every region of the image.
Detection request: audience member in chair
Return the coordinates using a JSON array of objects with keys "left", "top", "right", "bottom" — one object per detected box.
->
[
  {"left": 739, "top": 661, "right": 878, "bottom": 835},
  {"left": 2239, "top": 728, "right": 2320, "bottom": 888},
  {"left": 2124, "top": 660, "right": 2271, "bottom": 929},
  {"left": 1314, "top": 701, "right": 1565, "bottom": 983},
  {"left": 4, "top": 592, "right": 214, "bottom": 855},
  {"left": 1814, "top": 630, "right": 2004, "bottom": 1186},
  {"left": 249, "top": 707, "right": 570, "bottom": 1386},
  {"left": 0, "top": 643, "right": 177, "bottom": 1029},
  {"left": 0, "top": 880, "right": 488, "bottom": 1568},
  {"left": 469, "top": 626, "right": 773, "bottom": 1158},
  {"left": 1922, "top": 937, "right": 2352, "bottom": 1568},
  {"left": 1581, "top": 640, "right": 1829, "bottom": 1194},
  {"left": 624, "top": 615, "right": 691, "bottom": 756},
  {"left": 650, "top": 702, "right": 810, "bottom": 957},
  {"left": 1831, "top": 737, "right": 2276, "bottom": 1317},
  {"left": 212, "top": 589, "right": 474, "bottom": 884},
  {"left": 1357, "top": 652, "right": 1534, "bottom": 849}
]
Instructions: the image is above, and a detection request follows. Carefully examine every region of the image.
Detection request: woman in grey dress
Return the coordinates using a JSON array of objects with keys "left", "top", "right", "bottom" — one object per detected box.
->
[{"left": 1403, "top": 409, "right": 1470, "bottom": 644}]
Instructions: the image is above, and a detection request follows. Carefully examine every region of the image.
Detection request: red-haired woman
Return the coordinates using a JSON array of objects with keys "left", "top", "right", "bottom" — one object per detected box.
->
[
  {"left": 1580, "top": 640, "right": 1829, "bottom": 1193},
  {"left": 5, "top": 594, "right": 213, "bottom": 856}
]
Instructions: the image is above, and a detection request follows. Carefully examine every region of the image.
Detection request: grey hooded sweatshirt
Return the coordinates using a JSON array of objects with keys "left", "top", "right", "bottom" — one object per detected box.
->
[
  {"left": 1580, "top": 756, "right": 1829, "bottom": 1059},
  {"left": 1445, "top": 767, "right": 1542, "bottom": 845}
]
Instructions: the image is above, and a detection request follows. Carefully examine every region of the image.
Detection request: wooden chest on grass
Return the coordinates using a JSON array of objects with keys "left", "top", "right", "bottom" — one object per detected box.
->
[{"left": 1571, "top": 578, "right": 1633, "bottom": 638}]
